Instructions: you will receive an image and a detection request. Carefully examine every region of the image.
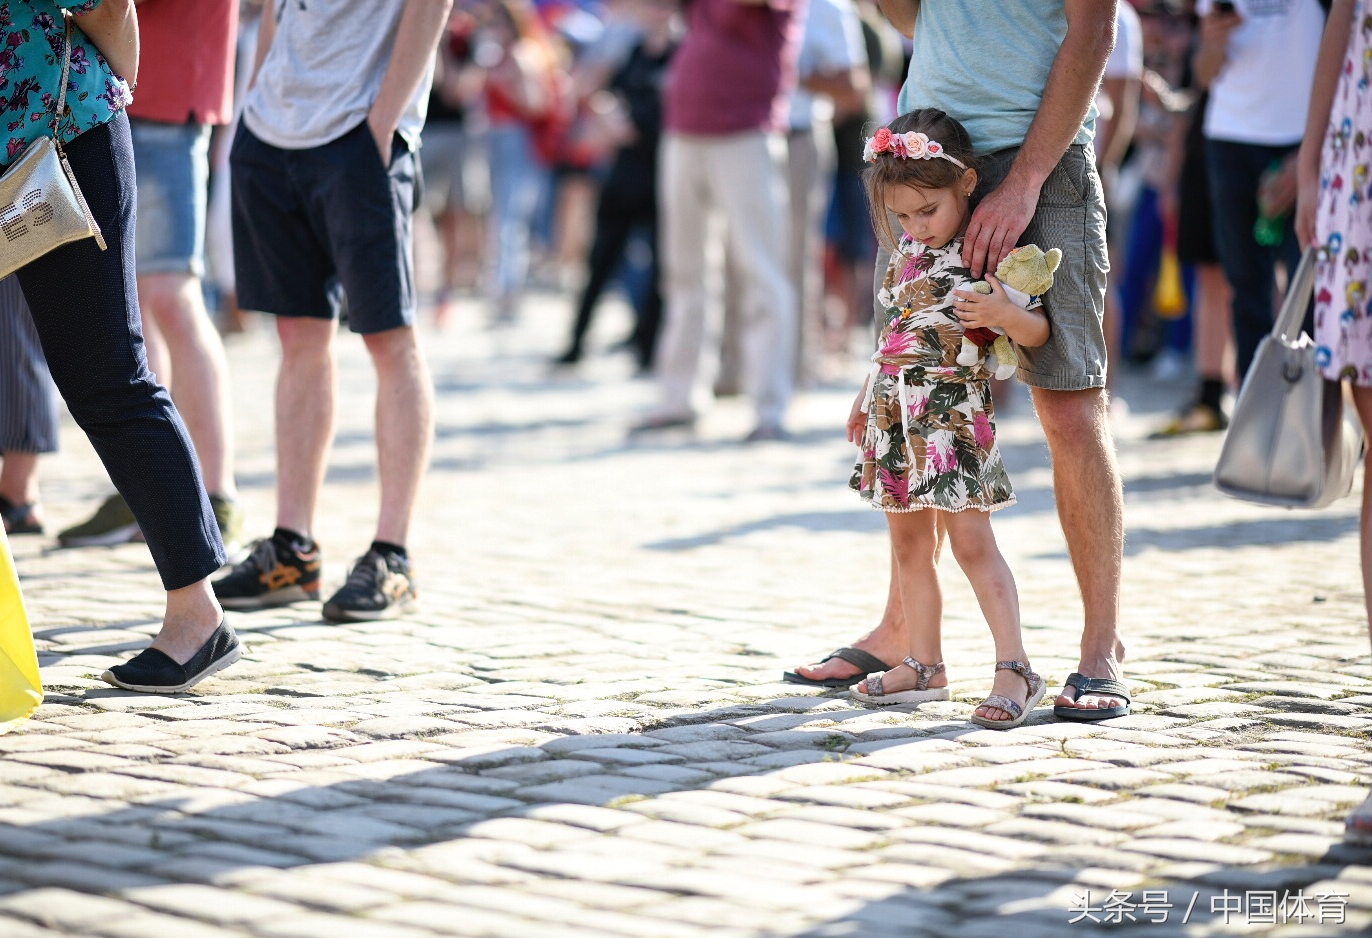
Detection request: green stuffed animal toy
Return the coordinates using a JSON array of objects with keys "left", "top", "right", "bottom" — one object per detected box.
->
[{"left": 956, "top": 244, "right": 1062, "bottom": 380}]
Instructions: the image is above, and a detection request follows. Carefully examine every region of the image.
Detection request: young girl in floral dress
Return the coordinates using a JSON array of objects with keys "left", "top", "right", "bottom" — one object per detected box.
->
[{"left": 847, "top": 109, "right": 1050, "bottom": 729}]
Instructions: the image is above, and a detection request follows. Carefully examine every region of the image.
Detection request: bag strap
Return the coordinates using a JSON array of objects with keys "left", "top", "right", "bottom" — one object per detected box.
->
[
  {"left": 1274, "top": 246, "right": 1318, "bottom": 342},
  {"left": 52, "top": 15, "right": 72, "bottom": 148}
]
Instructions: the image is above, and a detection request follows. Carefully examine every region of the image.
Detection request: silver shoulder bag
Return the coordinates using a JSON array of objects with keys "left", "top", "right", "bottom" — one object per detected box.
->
[
  {"left": 1214, "top": 247, "right": 1365, "bottom": 509},
  {"left": 0, "top": 14, "right": 106, "bottom": 281}
]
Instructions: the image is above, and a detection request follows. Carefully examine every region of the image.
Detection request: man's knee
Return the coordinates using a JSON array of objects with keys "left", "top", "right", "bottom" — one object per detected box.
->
[
  {"left": 362, "top": 326, "right": 423, "bottom": 370},
  {"left": 1033, "top": 387, "right": 1108, "bottom": 441},
  {"left": 138, "top": 273, "right": 199, "bottom": 324},
  {"left": 277, "top": 317, "right": 335, "bottom": 361}
]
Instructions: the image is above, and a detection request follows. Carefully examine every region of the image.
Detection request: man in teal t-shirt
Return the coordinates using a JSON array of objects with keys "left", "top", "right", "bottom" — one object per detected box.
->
[{"left": 787, "top": 0, "right": 1131, "bottom": 724}]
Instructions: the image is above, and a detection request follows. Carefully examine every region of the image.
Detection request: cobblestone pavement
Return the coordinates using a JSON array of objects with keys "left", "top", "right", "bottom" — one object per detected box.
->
[{"left": 2, "top": 294, "right": 1371, "bottom": 938}]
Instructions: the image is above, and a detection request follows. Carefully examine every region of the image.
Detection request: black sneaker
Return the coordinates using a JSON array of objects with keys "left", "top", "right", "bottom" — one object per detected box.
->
[
  {"left": 212, "top": 535, "right": 321, "bottom": 610},
  {"left": 322, "top": 549, "right": 417, "bottom": 622}
]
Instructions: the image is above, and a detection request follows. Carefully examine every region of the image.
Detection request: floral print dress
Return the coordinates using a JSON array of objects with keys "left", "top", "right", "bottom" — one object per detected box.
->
[
  {"left": 0, "top": 1, "right": 132, "bottom": 169},
  {"left": 1314, "top": 0, "right": 1372, "bottom": 386},
  {"left": 850, "top": 237, "right": 1016, "bottom": 513}
]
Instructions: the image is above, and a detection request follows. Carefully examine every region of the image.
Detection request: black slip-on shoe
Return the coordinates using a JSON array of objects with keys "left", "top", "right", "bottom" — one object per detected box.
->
[{"left": 102, "top": 619, "right": 242, "bottom": 693}]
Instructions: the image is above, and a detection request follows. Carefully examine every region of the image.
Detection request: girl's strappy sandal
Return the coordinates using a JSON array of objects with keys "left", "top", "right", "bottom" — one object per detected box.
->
[
  {"left": 850, "top": 657, "right": 949, "bottom": 706},
  {"left": 970, "top": 660, "right": 1046, "bottom": 730}
]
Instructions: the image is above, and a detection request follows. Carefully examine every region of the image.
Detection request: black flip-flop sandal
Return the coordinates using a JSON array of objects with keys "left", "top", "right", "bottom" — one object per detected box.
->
[
  {"left": 102, "top": 619, "right": 242, "bottom": 693},
  {"left": 783, "top": 647, "right": 893, "bottom": 688},
  {"left": 1052, "top": 671, "right": 1131, "bottom": 721}
]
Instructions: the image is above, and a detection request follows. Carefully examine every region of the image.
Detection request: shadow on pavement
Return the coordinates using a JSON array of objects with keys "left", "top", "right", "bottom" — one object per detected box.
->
[{"left": 0, "top": 685, "right": 1367, "bottom": 937}]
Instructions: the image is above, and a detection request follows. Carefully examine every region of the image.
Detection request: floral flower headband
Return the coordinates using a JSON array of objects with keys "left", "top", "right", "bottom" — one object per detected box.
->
[{"left": 863, "top": 128, "right": 968, "bottom": 170}]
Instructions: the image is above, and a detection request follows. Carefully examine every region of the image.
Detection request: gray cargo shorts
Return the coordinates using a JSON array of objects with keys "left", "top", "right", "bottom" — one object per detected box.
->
[{"left": 873, "top": 143, "right": 1109, "bottom": 391}]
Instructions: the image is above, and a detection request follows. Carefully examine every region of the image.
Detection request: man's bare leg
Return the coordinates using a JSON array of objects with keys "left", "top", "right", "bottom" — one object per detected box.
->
[
  {"left": 275, "top": 318, "right": 338, "bottom": 539},
  {"left": 362, "top": 326, "right": 433, "bottom": 546},
  {"left": 140, "top": 272, "right": 237, "bottom": 497},
  {"left": 790, "top": 518, "right": 946, "bottom": 682},
  {"left": 1032, "top": 386, "right": 1127, "bottom": 711}
]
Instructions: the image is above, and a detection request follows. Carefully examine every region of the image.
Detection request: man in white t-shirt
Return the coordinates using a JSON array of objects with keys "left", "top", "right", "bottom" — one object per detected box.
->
[
  {"left": 216, "top": 0, "right": 451, "bottom": 621},
  {"left": 1197, "top": 0, "right": 1323, "bottom": 378}
]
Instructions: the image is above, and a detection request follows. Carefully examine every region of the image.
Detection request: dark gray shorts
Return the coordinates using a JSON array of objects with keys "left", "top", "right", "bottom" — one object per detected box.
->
[
  {"left": 873, "top": 144, "right": 1109, "bottom": 391},
  {"left": 976, "top": 144, "right": 1108, "bottom": 390}
]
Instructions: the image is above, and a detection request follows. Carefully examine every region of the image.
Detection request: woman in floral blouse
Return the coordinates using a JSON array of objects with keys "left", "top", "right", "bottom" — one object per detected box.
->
[{"left": 6, "top": 1, "right": 236, "bottom": 692}]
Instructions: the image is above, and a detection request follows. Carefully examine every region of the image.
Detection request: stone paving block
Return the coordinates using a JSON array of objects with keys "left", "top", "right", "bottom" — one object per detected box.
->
[
  {"left": 641, "top": 724, "right": 750, "bottom": 744},
  {"left": 570, "top": 747, "right": 686, "bottom": 766},
  {"left": 618, "top": 820, "right": 747, "bottom": 851},
  {"left": 11, "top": 860, "right": 168, "bottom": 893},
  {"left": 1018, "top": 802, "right": 1161, "bottom": 831},
  {"left": 618, "top": 763, "right": 715, "bottom": 784},
  {"left": 89, "top": 911, "right": 253, "bottom": 938},
  {"left": 460, "top": 817, "right": 596, "bottom": 849},
  {"left": 891, "top": 803, "right": 1008, "bottom": 828},
  {"left": 655, "top": 790, "right": 789, "bottom": 817},
  {"left": 122, "top": 883, "right": 307, "bottom": 924},
  {"left": 541, "top": 734, "right": 669, "bottom": 752},
  {"left": 0, "top": 887, "right": 138, "bottom": 930},
  {"left": 481, "top": 760, "right": 603, "bottom": 784},
  {"left": 516, "top": 774, "right": 681, "bottom": 804},
  {"left": 914, "top": 757, "right": 1111, "bottom": 788},
  {"left": 520, "top": 803, "right": 648, "bottom": 832},
  {"left": 860, "top": 781, "right": 1022, "bottom": 809},
  {"left": 733, "top": 818, "right": 887, "bottom": 851},
  {"left": 964, "top": 818, "right": 1122, "bottom": 850},
  {"left": 771, "top": 784, "right": 912, "bottom": 809},
  {"left": 310, "top": 863, "right": 469, "bottom": 899},
  {"left": 618, "top": 799, "right": 749, "bottom": 828},
  {"left": 244, "top": 873, "right": 419, "bottom": 913},
  {"left": 520, "top": 878, "right": 662, "bottom": 911},
  {"left": 423, "top": 746, "right": 548, "bottom": 769},
  {"left": 255, "top": 912, "right": 443, "bottom": 938},
  {"left": 652, "top": 741, "right": 773, "bottom": 762},
  {"left": 1117, "top": 838, "right": 1275, "bottom": 865},
  {"left": 771, "top": 803, "right": 909, "bottom": 831},
  {"left": 1050, "top": 767, "right": 1177, "bottom": 790},
  {"left": 496, "top": 850, "right": 657, "bottom": 885}
]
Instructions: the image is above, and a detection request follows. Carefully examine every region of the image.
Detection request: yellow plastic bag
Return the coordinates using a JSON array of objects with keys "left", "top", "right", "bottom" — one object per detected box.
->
[
  {"left": 1154, "top": 248, "right": 1188, "bottom": 320},
  {"left": 0, "top": 529, "right": 41, "bottom": 733}
]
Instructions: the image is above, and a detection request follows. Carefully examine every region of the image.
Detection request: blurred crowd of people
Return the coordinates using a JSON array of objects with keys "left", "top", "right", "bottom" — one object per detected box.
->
[{"left": 1097, "top": 0, "right": 1320, "bottom": 436}]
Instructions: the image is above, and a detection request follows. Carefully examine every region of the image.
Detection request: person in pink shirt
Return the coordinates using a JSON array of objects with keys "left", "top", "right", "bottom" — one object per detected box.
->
[{"left": 634, "top": 0, "right": 806, "bottom": 442}]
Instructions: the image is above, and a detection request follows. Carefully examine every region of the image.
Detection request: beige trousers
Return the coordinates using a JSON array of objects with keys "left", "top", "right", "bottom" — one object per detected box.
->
[{"left": 655, "top": 131, "right": 796, "bottom": 427}]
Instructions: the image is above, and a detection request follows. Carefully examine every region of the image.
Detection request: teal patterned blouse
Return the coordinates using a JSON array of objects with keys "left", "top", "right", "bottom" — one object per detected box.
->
[{"left": 0, "top": 0, "right": 133, "bottom": 167}]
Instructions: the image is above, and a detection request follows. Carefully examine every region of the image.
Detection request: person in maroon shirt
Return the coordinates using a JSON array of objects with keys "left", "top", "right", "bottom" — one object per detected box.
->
[
  {"left": 633, "top": 0, "right": 806, "bottom": 441},
  {"left": 58, "top": 0, "right": 245, "bottom": 554}
]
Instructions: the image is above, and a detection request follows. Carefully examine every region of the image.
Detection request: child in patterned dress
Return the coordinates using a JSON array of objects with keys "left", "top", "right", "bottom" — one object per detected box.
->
[{"left": 847, "top": 109, "right": 1050, "bottom": 729}]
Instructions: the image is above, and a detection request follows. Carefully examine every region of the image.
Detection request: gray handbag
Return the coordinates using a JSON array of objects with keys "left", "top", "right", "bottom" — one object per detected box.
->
[{"left": 1214, "top": 247, "right": 1364, "bottom": 509}]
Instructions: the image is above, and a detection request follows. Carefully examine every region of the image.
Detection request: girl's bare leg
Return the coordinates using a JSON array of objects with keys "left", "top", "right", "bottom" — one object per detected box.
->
[
  {"left": 944, "top": 509, "right": 1031, "bottom": 721},
  {"left": 791, "top": 516, "right": 948, "bottom": 683},
  {"left": 854, "top": 510, "right": 947, "bottom": 695}
]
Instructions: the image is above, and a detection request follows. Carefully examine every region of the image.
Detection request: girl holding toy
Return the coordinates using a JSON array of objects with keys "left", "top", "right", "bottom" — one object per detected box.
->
[{"left": 848, "top": 108, "right": 1050, "bottom": 728}]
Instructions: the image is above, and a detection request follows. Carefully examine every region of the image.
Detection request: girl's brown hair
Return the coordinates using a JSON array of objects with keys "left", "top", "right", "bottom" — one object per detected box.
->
[{"left": 864, "top": 108, "right": 977, "bottom": 252}]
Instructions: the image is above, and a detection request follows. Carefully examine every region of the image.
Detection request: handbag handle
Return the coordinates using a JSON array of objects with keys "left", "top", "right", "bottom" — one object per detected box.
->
[
  {"left": 50, "top": 15, "right": 72, "bottom": 148},
  {"left": 1273, "top": 246, "right": 1318, "bottom": 342}
]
